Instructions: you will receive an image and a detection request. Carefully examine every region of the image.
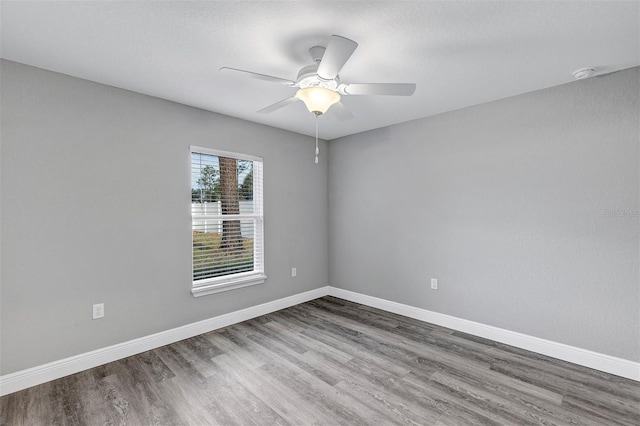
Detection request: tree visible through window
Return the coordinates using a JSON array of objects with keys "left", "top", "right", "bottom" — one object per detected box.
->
[{"left": 191, "top": 147, "right": 265, "bottom": 296}]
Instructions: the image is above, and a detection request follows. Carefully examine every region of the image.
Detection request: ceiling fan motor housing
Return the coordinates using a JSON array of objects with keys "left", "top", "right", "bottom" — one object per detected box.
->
[{"left": 297, "top": 63, "right": 339, "bottom": 90}]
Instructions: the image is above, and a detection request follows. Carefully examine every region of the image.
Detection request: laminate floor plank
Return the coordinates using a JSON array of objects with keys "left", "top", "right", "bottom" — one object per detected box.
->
[
  {"left": 489, "top": 359, "right": 573, "bottom": 396},
  {"left": 489, "top": 350, "right": 640, "bottom": 404},
  {"left": 2, "top": 296, "right": 638, "bottom": 425},
  {"left": 561, "top": 389, "right": 639, "bottom": 426},
  {"left": 457, "top": 329, "right": 637, "bottom": 395},
  {"left": 343, "top": 357, "right": 461, "bottom": 424},
  {"left": 245, "top": 329, "right": 344, "bottom": 387},
  {"left": 306, "top": 302, "right": 495, "bottom": 373},
  {"left": 153, "top": 344, "right": 207, "bottom": 385},
  {"left": 211, "top": 354, "right": 330, "bottom": 425},
  {"left": 200, "top": 361, "right": 289, "bottom": 426},
  {"left": 263, "top": 320, "right": 354, "bottom": 364},
  {"left": 154, "top": 375, "right": 222, "bottom": 425},
  {"left": 400, "top": 374, "right": 510, "bottom": 426},
  {"left": 300, "top": 306, "right": 490, "bottom": 380},
  {"left": 311, "top": 298, "right": 500, "bottom": 368},
  {"left": 134, "top": 350, "right": 176, "bottom": 383},
  {"left": 109, "top": 356, "right": 184, "bottom": 425},
  {"left": 95, "top": 372, "right": 148, "bottom": 425},
  {"left": 73, "top": 370, "right": 119, "bottom": 426},
  {"left": 355, "top": 302, "right": 451, "bottom": 333},
  {"left": 1, "top": 383, "right": 53, "bottom": 426},
  {"left": 301, "top": 350, "right": 424, "bottom": 425},
  {"left": 257, "top": 360, "right": 388, "bottom": 425},
  {"left": 300, "top": 325, "right": 413, "bottom": 377},
  {"left": 153, "top": 345, "right": 224, "bottom": 425},
  {"left": 426, "top": 371, "right": 593, "bottom": 426},
  {"left": 167, "top": 339, "right": 219, "bottom": 379},
  {"left": 242, "top": 320, "right": 311, "bottom": 355},
  {"left": 304, "top": 316, "right": 441, "bottom": 378},
  {"left": 266, "top": 310, "right": 312, "bottom": 332},
  {"left": 309, "top": 298, "right": 405, "bottom": 330},
  {"left": 203, "top": 331, "right": 266, "bottom": 371}
]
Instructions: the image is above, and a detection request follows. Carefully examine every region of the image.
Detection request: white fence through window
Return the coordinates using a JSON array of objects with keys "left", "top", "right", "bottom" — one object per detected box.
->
[{"left": 191, "top": 201, "right": 255, "bottom": 239}]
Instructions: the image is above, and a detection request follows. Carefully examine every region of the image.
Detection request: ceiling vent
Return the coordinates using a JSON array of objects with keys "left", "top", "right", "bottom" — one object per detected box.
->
[{"left": 572, "top": 67, "right": 596, "bottom": 80}]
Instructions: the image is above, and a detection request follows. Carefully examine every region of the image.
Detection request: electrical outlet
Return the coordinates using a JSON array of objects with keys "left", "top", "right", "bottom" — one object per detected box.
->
[
  {"left": 291, "top": 267, "right": 297, "bottom": 278},
  {"left": 92, "top": 303, "right": 104, "bottom": 319},
  {"left": 431, "top": 278, "right": 438, "bottom": 290}
]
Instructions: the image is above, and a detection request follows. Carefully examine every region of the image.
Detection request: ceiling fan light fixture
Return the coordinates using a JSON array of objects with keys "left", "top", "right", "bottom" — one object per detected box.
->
[{"left": 296, "top": 87, "right": 340, "bottom": 115}]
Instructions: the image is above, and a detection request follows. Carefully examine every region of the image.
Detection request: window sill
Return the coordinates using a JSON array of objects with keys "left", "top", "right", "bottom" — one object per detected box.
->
[{"left": 191, "top": 273, "right": 267, "bottom": 297}]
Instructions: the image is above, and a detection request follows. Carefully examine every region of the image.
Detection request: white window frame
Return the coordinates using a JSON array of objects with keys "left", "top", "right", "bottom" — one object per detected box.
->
[{"left": 190, "top": 146, "right": 266, "bottom": 297}]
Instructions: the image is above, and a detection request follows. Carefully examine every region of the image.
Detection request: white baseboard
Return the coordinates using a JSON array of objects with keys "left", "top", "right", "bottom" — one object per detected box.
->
[
  {"left": 0, "top": 286, "right": 329, "bottom": 396},
  {"left": 2, "top": 285, "right": 637, "bottom": 396},
  {"left": 327, "top": 287, "right": 640, "bottom": 382}
]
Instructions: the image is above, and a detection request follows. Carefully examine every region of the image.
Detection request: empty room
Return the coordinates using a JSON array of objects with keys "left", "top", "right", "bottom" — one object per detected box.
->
[{"left": 1, "top": 1, "right": 638, "bottom": 425}]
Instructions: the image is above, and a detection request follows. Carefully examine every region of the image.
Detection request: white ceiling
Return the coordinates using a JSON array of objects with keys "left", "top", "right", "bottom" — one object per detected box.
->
[{"left": 1, "top": 1, "right": 638, "bottom": 140}]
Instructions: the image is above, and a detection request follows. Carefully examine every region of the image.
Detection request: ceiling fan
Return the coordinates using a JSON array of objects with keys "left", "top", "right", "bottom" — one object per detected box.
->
[{"left": 220, "top": 35, "right": 416, "bottom": 120}]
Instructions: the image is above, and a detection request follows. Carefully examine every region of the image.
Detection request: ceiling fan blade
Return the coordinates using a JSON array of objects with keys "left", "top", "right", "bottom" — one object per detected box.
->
[
  {"left": 343, "top": 83, "right": 416, "bottom": 96},
  {"left": 257, "top": 97, "right": 299, "bottom": 114},
  {"left": 317, "top": 35, "right": 358, "bottom": 80},
  {"left": 220, "top": 67, "right": 295, "bottom": 85},
  {"left": 331, "top": 101, "right": 354, "bottom": 121}
]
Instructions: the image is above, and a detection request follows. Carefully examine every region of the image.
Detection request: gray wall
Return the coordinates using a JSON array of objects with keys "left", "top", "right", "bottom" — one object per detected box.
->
[
  {"left": 328, "top": 67, "right": 640, "bottom": 361},
  {"left": 2, "top": 59, "right": 638, "bottom": 375},
  {"left": 0, "top": 60, "right": 328, "bottom": 375}
]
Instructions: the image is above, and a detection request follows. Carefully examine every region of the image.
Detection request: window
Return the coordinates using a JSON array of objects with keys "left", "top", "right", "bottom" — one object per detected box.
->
[{"left": 190, "top": 147, "right": 265, "bottom": 296}]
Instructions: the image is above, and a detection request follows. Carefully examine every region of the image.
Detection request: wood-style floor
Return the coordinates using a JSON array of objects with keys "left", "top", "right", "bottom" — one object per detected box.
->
[{"left": 1, "top": 296, "right": 638, "bottom": 425}]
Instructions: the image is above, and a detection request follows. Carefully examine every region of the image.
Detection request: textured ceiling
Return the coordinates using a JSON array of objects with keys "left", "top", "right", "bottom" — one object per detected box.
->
[{"left": 1, "top": 1, "right": 638, "bottom": 140}]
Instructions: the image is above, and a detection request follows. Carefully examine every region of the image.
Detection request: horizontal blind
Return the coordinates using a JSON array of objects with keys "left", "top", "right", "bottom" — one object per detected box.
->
[{"left": 191, "top": 148, "right": 264, "bottom": 284}]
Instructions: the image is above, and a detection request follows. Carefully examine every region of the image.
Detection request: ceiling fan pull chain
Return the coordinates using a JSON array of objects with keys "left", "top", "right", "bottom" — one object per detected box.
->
[{"left": 315, "top": 115, "right": 319, "bottom": 164}]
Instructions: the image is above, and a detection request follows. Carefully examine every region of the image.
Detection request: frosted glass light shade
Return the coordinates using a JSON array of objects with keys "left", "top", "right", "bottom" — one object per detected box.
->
[{"left": 296, "top": 87, "right": 341, "bottom": 115}]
